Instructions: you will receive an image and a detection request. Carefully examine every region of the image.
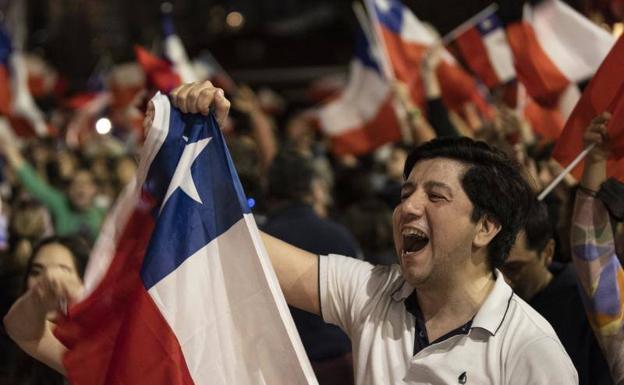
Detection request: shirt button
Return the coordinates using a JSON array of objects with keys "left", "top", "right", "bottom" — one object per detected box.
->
[{"left": 418, "top": 331, "right": 425, "bottom": 338}]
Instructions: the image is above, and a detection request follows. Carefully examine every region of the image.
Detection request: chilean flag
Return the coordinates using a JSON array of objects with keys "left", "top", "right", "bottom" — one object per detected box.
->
[
  {"left": 0, "top": 26, "right": 11, "bottom": 116},
  {"left": 317, "top": 33, "right": 401, "bottom": 156},
  {"left": 552, "top": 34, "right": 624, "bottom": 182},
  {"left": 162, "top": 10, "right": 198, "bottom": 84},
  {"left": 54, "top": 93, "right": 317, "bottom": 385},
  {"left": 453, "top": 12, "right": 516, "bottom": 89},
  {"left": 373, "top": 0, "right": 491, "bottom": 116},
  {"left": 135, "top": 45, "right": 182, "bottom": 93},
  {"left": 507, "top": 0, "right": 615, "bottom": 107},
  {"left": 0, "top": 26, "right": 50, "bottom": 137}
]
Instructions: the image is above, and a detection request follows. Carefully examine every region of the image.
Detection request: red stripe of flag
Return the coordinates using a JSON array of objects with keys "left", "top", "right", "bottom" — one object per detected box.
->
[
  {"left": 507, "top": 22, "right": 569, "bottom": 107},
  {"left": 329, "top": 96, "right": 402, "bottom": 156},
  {"left": 55, "top": 190, "right": 195, "bottom": 385},
  {"left": 552, "top": 34, "right": 624, "bottom": 181},
  {"left": 455, "top": 28, "right": 500, "bottom": 89}
]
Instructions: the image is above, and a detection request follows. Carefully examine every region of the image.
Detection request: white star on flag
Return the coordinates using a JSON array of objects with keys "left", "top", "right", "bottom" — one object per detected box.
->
[{"left": 162, "top": 137, "right": 212, "bottom": 208}]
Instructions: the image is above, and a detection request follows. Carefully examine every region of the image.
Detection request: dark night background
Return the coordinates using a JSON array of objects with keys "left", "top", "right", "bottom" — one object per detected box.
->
[{"left": 0, "top": 0, "right": 612, "bottom": 94}]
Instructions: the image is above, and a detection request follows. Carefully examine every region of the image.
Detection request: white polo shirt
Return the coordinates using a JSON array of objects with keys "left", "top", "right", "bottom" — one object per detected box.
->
[{"left": 319, "top": 254, "right": 578, "bottom": 385}]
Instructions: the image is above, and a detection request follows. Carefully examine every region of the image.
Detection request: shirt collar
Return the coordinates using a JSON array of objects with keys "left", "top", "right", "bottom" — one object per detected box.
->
[
  {"left": 391, "top": 278, "right": 414, "bottom": 302},
  {"left": 471, "top": 269, "right": 514, "bottom": 335},
  {"left": 392, "top": 269, "right": 513, "bottom": 336}
]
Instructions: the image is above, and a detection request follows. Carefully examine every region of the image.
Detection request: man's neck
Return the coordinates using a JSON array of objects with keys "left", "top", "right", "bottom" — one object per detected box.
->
[{"left": 414, "top": 267, "right": 496, "bottom": 342}]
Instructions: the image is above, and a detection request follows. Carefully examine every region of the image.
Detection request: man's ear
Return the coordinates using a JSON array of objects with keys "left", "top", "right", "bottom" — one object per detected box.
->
[
  {"left": 540, "top": 238, "right": 556, "bottom": 267},
  {"left": 473, "top": 215, "right": 502, "bottom": 249}
]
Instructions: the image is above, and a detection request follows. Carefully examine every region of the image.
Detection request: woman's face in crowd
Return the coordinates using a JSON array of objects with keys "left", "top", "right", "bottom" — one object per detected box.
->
[{"left": 26, "top": 243, "right": 80, "bottom": 290}]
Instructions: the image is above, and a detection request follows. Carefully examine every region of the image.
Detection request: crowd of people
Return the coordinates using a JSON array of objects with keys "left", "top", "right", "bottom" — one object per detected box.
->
[{"left": 0, "top": 13, "right": 623, "bottom": 385}]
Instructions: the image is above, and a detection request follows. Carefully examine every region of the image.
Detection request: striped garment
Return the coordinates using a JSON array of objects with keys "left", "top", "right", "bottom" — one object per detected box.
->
[{"left": 571, "top": 190, "right": 624, "bottom": 384}]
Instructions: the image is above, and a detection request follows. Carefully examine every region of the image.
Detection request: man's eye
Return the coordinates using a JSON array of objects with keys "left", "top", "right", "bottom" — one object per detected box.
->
[
  {"left": 429, "top": 193, "right": 445, "bottom": 201},
  {"left": 28, "top": 269, "right": 41, "bottom": 277}
]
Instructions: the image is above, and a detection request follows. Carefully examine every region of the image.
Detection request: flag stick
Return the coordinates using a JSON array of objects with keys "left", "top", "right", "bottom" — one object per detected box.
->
[
  {"left": 352, "top": 2, "right": 377, "bottom": 53},
  {"left": 201, "top": 50, "right": 238, "bottom": 94},
  {"left": 537, "top": 143, "right": 596, "bottom": 201},
  {"left": 440, "top": 3, "right": 498, "bottom": 46},
  {"left": 359, "top": 0, "right": 413, "bottom": 144},
  {"left": 361, "top": 0, "right": 396, "bottom": 82}
]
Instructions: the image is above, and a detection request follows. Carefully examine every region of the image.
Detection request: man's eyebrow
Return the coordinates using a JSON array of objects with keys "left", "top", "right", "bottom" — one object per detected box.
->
[{"left": 423, "top": 181, "right": 453, "bottom": 196}]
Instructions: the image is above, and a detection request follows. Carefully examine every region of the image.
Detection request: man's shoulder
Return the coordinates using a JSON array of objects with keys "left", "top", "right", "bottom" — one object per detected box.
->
[
  {"left": 496, "top": 294, "right": 577, "bottom": 380},
  {"left": 500, "top": 293, "right": 571, "bottom": 360},
  {"left": 324, "top": 254, "right": 404, "bottom": 297},
  {"left": 505, "top": 294, "right": 563, "bottom": 342}
]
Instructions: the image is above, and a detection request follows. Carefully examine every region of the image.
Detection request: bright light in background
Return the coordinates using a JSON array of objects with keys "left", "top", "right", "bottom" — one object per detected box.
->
[
  {"left": 95, "top": 117, "right": 112, "bottom": 135},
  {"left": 226, "top": 11, "right": 244, "bottom": 29},
  {"left": 614, "top": 23, "right": 624, "bottom": 38}
]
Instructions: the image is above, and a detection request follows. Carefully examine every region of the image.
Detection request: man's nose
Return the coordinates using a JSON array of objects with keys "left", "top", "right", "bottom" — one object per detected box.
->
[{"left": 401, "top": 191, "right": 426, "bottom": 218}]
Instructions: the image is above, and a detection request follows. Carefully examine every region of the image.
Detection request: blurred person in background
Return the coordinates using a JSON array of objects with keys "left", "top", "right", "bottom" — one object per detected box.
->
[
  {"left": 571, "top": 112, "right": 624, "bottom": 384},
  {"left": 502, "top": 200, "right": 613, "bottom": 385},
  {"left": 263, "top": 149, "right": 360, "bottom": 385},
  {"left": 3, "top": 235, "right": 89, "bottom": 385},
  {"left": 0, "top": 136, "right": 105, "bottom": 242}
]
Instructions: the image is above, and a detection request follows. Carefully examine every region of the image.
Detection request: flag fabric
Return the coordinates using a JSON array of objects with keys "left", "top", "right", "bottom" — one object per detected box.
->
[
  {"left": 453, "top": 11, "right": 516, "bottom": 89},
  {"left": 0, "top": 26, "right": 49, "bottom": 137},
  {"left": 552, "top": 34, "right": 624, "bottom": 182},
  {"left": 0, "top": 27, "right": 12, "bottom": 116},
  {"left": 54, "top": 92, "right": 318, "bottom": 385},
  {"left": 135, "top": 45, "right": 182, "bottom": 93},
  {"left": 524, "top": 96, "right": 565, "bottom": 141},
  {"left": 506, "top": 82, "right": 565, "bottom": 142},
  {"left": 317, "top": 33, "right": 401, "bottom": 156},
  {"left": 506, "top": 0, "right": 615, "bottom": 106},
  {"left": 162, "top": 10, "right": 198, "bottom": 84},
  {"left": 135, "top": 11, "right": 199, "bottom": 93},
  {"left": 528, "top": 0, "right": 615, "bottom": 84},
  {"left": 373, "top": 0, "right": 491, "bottom": 116}
]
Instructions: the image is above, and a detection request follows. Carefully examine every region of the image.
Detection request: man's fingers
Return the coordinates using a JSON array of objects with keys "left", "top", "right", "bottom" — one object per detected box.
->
[
  {"left": 214, "top": 89, "right": 231, "bottom": 126},
  {"left": 169, "top": 81, "right": 231, "bottom": 125},
  {"left": 584, "top": 131, "right": 605, "bottom": 145},
  {"left": 196, "top": 87, "right": 217, "bottom": 116},
  {"left": 600, "top": 111, "right": 612, "bottom": 120},
  {"left": 590, "top": 112, "right": 611, "bottom": 126},
  {"left": 171, "top": 83, "right": 193, "bottom": 112},
  {"left": 187, "top": 83, "right": 214, "bottom": 114}
]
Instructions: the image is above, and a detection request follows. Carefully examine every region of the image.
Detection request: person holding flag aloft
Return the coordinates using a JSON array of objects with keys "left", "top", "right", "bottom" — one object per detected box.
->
[
  {"left": 571, "top": 112, "right": 624, "bottom": 385},
  {"left": 5, "top": 80, "right": 579, "bottom": 385}
]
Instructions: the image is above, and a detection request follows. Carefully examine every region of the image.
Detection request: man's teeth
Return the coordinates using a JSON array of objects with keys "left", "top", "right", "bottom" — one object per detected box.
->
[{"left": 402, "top": 228, "right": 428, "bottom": 238}]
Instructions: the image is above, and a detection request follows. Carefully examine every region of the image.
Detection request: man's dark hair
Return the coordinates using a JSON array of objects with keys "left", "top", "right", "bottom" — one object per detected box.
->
[
  {"left": 403, "top": 137, "right": 533, "bottom": 269},
  {"left": 268, "top": 149, "right": 315, "bottom": 205},
  {"left": 523, "top": 200, "right": 555, "bottom": 254}
]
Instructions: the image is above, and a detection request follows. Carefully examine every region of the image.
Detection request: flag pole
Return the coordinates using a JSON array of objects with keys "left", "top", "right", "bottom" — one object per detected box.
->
[
  {"left": 359, "top": 0, "right": 414, "bottom": 144},
  {"left": 361, "top": 0, "right": 396, "bottom": 81},
  {"left": 440, "top": 3, "right": 498, "bottom": 46},
  {"left": 200, "top": 50, "right": 239, "bottom": 94},
  {"left": 352, "top": 2, "right": 377, "bottom": 53},
  {"left": 537, "top": 143, "right": 596, "bottom": 201}
]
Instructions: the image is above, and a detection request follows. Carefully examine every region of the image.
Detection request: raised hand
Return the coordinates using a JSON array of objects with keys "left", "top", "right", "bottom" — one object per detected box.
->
[
  {"left": 583, "top": 112, "right": 611, "bottom": 163},
  {"left": 29, "top": 267, "right": 84, "bottom": 316},
  {"left": 170, "top": 81, "right": 231, "bottom": 127}
]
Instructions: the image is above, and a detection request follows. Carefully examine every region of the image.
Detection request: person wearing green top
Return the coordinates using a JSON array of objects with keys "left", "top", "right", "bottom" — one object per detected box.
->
[{"left": 1, "top": 141, "right": 105, "bottom": 242}]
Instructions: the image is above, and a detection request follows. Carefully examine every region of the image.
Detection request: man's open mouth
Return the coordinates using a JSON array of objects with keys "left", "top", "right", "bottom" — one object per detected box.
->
[{"left": 402, "top": 228, "right": 429, "bottom": 255}]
